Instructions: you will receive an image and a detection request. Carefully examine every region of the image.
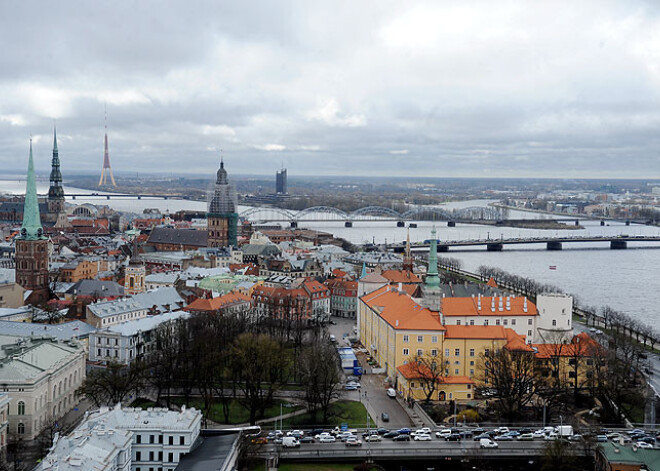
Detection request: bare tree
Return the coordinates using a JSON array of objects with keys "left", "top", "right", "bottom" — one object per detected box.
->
[
  {"left": 299, "top": 335, "right": 342, "bottom": 423},
  {"left": 407, "top": 353, "right": 447, "bottom": 403}
]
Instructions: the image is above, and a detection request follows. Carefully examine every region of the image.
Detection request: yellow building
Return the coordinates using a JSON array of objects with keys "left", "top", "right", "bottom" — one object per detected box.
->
[{"left": 359, "top": 285, "right": 535, "bottom": 402}]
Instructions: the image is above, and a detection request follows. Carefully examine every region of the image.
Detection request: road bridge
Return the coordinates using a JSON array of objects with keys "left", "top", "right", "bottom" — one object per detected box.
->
[{"left": 390, "top": 235, "right": 660, "bottom": 251}]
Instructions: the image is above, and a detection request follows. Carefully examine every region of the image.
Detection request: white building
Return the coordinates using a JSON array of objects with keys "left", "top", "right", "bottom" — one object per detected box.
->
[
  {"left": 89, "top": 311, "right": 189, "bottom": 365},
  {"left": 145, "top": 273, "right": 179, "bottom": 291},
  {"left": 0, "top": 393, "right": 9, "bottom": 453},
  {"left": 0, "top": 336, "right": 86, "bottom": 439},
  {"left": 87, "top": 298, "right": 148, "bottom": 328},
  {"left": 37, "top": 421, "right": 133, "bottom": 471},
  {"left": 534, "top": 293, "right": 574, "bottom": 342},
  {"left": 83, "top": 404, "right": 202, "bottom": 471}
]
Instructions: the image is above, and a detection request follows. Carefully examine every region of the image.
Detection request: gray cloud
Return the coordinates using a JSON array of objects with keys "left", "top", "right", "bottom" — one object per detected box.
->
[{"left": 1, "top": 0, "right": 660, "bottom": 178}]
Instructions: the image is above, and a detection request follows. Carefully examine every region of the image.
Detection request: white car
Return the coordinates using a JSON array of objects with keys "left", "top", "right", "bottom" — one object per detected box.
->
[
  {"left": 414, "top": 433, "right": 433, "bottom": 441},
  {"left": 495, "top": 427, "right": 510, "bottom": 434},
  {"left": 436, "top": 429, "right": 452, "bottom": 439},
  {"left": 544, "top": 432, "right": 558, "bottom": 441},
  {"left": 413, "top": 427, "right": 432, "bottom": 436},
  {"left": 532, "top": 430, "right": 546, "bottom": 439},
  {"left": 346, "top": 381, "right": 361, "bottom": 388},
  {"left": 315, "top": 432, "right": 333, "bottom": 440},
  {"left": 319, "top": 435, "right": 336, "bottom": 443},
  {"left": 637, "top": 442, "right": 654, "bottom": 449},
  {"left": 286, "top": 430, "right": 304, "bottom": 438}
]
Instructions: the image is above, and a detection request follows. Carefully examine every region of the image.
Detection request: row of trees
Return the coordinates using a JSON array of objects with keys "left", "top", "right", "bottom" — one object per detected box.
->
[{"left": 78, "top": 309, "right": 343, "bottom": 425}]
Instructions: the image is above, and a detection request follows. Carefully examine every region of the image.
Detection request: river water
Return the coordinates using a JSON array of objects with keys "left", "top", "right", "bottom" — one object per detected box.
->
[{"left": 2, "top": 179, "right": 659, "bottom": 327}]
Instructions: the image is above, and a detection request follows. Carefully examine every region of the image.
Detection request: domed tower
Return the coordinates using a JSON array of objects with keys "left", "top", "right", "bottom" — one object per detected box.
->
[
  {"left": 16, "top": 139, "right": 50, "bottom": 303},
  {"left": 207, "top": 159, "right": 238, "bottom": 247},
  {"left": 124, "top": 234, "right": 146, "bottom": 295}
]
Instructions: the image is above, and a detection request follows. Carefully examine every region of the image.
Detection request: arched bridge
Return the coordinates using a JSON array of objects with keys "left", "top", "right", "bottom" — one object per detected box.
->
[{"left": 240, "top": 205, "right": 506, "bottom": 224}]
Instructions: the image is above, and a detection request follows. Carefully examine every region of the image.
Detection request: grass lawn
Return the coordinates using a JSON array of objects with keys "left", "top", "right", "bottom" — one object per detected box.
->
[
  {"left": 280, "top": 400, "right": 373, "bottom": 429},
  {"left": 130, "top": 398, "right": 158, "bottom": 409},
  {"left": 170, "top": 397, "right": 301, "bottom": 424}
]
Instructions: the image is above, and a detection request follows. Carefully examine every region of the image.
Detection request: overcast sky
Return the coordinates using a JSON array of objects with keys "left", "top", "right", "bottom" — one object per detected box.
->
[{"left": 1, "top": 1, "right": 660, "bottom": 179}]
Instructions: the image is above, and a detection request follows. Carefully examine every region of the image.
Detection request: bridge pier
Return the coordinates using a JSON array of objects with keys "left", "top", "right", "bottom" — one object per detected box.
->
[
  {"left": 626, "top": 220, "right": 630, "bottom": 226},
  {"left": 438, "top": 245, "right": 449, "bottom": 252},
  {"left": 447, "top": 221, "right": 456, "bottom": 227},
  {"left": 547, "top": 241, "right": 562, "bottom": 250},
  {"left": 486, "top": 243, "right": 503, "bottom": 252},
  {"left": 106, "top": 195, "right": 110, "bottom": 200},
  {"left": 610, "top": 240, "right": 627, "bottom": 249},
  {"left": 601, "top": 220, "right": 605, "bottom": 226},
  {"left": 344, "top": 221, "right": 352, "bottom": 227},
  {"left": 290, "top": 221, "right": 298, "bottom": 228},
  {"left": 575, "top": 220, "right": 579, "bottom": 226},
  {"left": 397, "top": 221, "right": 405, "bottom": 227}
]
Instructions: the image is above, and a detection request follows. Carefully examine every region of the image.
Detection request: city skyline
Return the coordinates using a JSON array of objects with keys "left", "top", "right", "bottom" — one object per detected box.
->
[{"left": 1, "top": 1, "right": 660, "bottom": 178}]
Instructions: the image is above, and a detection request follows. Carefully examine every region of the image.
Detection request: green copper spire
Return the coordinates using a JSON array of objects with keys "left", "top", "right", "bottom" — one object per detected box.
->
[
  {"left": 425, "top": 226, "right": 440, "bottom": 288},
  {"left": 19, "top": 139, "right": 45, "bottom": 240}
]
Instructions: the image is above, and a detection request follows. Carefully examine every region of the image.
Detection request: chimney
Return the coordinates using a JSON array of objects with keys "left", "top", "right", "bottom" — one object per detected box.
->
[
  {"left": 491, "top": 297, "right": 495, "bottom": 312},
  {"left": 523, "top": 297, "right": 528, "bottom": 313},
  {"left": 398, "top": 282, "right": 402, "bottom": 292},
  {"left": 478, "top": 297, "right": 482, "bottom": 311},
  {"left": 395, "top": 320, "right": 399, "bottom": 327},
  {"left": 498, "top": 296, "right": 503, "bottom": 312},
  {"left": 506, "top": 296, "right": 511, "bottom": 311}
]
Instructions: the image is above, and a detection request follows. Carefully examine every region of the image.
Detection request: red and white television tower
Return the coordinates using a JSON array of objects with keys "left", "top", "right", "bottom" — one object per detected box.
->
[{"left": 99, "top": 108, "right": 117, "bottom": 187}]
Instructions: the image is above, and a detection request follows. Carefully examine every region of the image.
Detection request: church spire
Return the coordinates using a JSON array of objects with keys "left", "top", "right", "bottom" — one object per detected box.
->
[
  {"left": 20, "top": 139, "right": 45, "bottom": 240},
  {"left": 425, "top": 226, "right": 440, "bottom": 288},
  {"left": 403, "top": 228, "right": 413, "bottom": 273}
]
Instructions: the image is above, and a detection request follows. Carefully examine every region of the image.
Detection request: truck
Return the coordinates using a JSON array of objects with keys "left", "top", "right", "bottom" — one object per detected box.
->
[{"left": 557, "top": 425, "right": 573, "bottom": 437}]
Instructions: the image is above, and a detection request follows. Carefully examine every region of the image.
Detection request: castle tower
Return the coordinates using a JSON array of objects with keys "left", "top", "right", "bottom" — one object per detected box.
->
[
  {"left": 124, "top": 235, "right": 145, "bottom": 295},
  {"left": 207, "top": 159, "right": 238, "bottom": 247},
  {"left": 16, "top": 139, "right": 50, "bottom": 303},
  {"left": 403, "top": 228, "right": 413, "bottom": 273},
  {"left": 98, "top": 112, "right": 117, "bottom": 187}
]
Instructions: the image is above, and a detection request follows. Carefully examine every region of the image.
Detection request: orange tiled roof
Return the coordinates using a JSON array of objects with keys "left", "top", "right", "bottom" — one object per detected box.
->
[
  {"left": 444, "top": 325, "right": 507, "bottom": 339},
  {"left": 504, "top": 329, "right": 534, "bottom": 352},
  {"left": 332, "top": 268, "right": 348, "bottom": 278},
  {"left": 441, "top": 296, "right": 538, "bottom": 317},
  {"left": 532, "top": 333, "right": 600, "bottom": 358},
  {"left": 186, "top": 291, "right": 251, "bottom": 312},
  {"left": 381, "top": 270, "right": 422, "bottom": 284},
  {"left": 361, "top": 285, "right": 444, "bottom": 331}
]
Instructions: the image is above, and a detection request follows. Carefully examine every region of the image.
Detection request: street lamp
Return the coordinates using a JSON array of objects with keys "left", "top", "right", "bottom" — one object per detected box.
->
[{"left": 452, "top": 390, "right": 471, "bottom": 428}]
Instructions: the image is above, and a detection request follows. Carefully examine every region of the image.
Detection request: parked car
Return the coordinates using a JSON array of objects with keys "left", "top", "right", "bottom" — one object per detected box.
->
[
  {"left": 393, "top": 434, "right": 411, "bottom": 441},
  {"left": 640, "top": 437, "right": 656, "bottom": 445},
  {"left": 251, "top": 437, "right": 268, "bottom": 444},
  {"left": 346, "top": 381, "right": 361, "bottom": 388},
  {"left": 344, "top": 384, "right": 358, "bottom": 391},
  {"left": 345, "top": 437, "right": 362, "bottom": 447},
  {"left": 414, "top": 433, "right": 433, "bottom": 441},
  {"left": 596, "top": 435, "right": 608, "bottom": 442},
  {"left": 544, "top": 432, "right": 558, "bottom": 441},
  {"left": 568, "top": 434, "right": 583, "bottom": 442},
  {"left": 381, "top": 412, "right": 390, "bottom": 422},
  {"left": 365, "top": 434, "right": 382, "bottom": 442},
  {"left": 637, "top": 441, "right": 654, "bottom": 449},
  {"left": 319, "top": 435, "right": 336, "bottom": 443},
  {"left": 386, "top": 388, "right": 397, "bottom": 398},
  {"left": 375, "top": 428, "right": 389, "bottom": 435},
  {"left": 506, "top": 431, "right": 521, "bottom": 438},
  {"left": 460, "top": 431, "right": 474, "bottom": 439}
]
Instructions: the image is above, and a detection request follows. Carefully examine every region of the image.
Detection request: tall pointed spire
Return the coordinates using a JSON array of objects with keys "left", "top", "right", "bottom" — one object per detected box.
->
[
  {"left": 20, "top": 139, "right": 45, "bottom": 240},
  {"left": 99, "top": 106, "right": 117, "bottom": 187},
  {"left": 425, "top": 226, "right": 440, "bottom": 288},
  {"left": 403, "top": 228, "right": 413, "bottom": 273},
  {"left": 48, "top": 123, "right": 65, "bottom": 214}
]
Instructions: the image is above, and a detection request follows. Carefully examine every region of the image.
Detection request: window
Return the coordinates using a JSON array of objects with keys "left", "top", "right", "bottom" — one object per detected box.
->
[
  {"left": 180, "top": 436, "right": 185, "bottom": 445},
  {"left": 417, "top": 335, "right": 423, "bottom": 343},
  {"left": 470, "top": 361, "right": 474, "bottom": 366},
  {"left": 136, "top": 434, "right": 142, "bottom": 444},
  {"left": 410, "top": 382, "right": 415, "bottom": 388},
  {"left": 431, "top": 336, "right": 438, "bottom": 343},
  {"left": 496, "top": 319, "right": 500, "bottom": 325},
  {"left": 159, "top": 435, "right": 163, "bottom": 444},
  {"left": 150, "top": 435, "right": 155, "bottom": 444},
  {"left": 528, "top": 319, "right": 532, "bottom": 325},
  {"left": 454, "top": 348, "right": 460, "bottom": 356},
  {"left": 445, "top": 349, "right": 450, "bottom": 357},
  {"left": 403, "top": 335, "right": 409, "bottom": 343},
  {"left": 469, "top": 349, "right": 475, "bottom": 357},
  {"left": 17, "top": 401, "right": 25, "bottom": 415},
  {"left": 454, "top": 360, "right": 460, "bottom": 365},
  {"left": 403, "top": 348, "right": 409, "bottom": 356},
  {"left": 456, "top": 320, "right": 461, "bottom": 325},
  {"left": 552, "top": 320, "right": 557, "bottom": 326},
  {"left": 136, "top": 451, "right": 142, "bottom": 461},
  {"left": 469, "top": 319, "right": 474, "bottom": 325},
  {"left": 17, "top": 423, "right": 24, "bottom": 434},
  {"left": 511, "top": 319, "right": 516, "bottom": 325},
  {"left": 484, "top": 349, "right": 490, "bottom": 357},
  {"left": 431, "top": 349, "right": 437, "bottom": 357},
  {"left": 470, "top": 369, "right": 474, "bottom": 375},
  {"left": 158, "top": 452, "right": 163, "bottom": 461},
  {"left": 168, "top": 453, "right": 174, "bottom": 462},
  {"left": 483, "top": 320, "right": 489, "bottom": 326},
  {"left": 149, "top": 452, "right": 154, "bottom": 461},
  {"left": 528, "top": 330, "right": 532, "bottom": 337},
  {"left": 503, "top": 319, "right": 507, "bottom": 325},
  {"left": 417, "top": 349, "right": 423, "bottom": 356},
  {"left": 455, "top": 369, "right": 459, "bottom": 374}
]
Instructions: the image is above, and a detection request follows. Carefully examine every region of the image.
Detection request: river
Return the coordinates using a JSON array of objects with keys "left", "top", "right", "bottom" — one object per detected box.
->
[{"left": 2, "top": 179, "right": 659, "bottom": 326}]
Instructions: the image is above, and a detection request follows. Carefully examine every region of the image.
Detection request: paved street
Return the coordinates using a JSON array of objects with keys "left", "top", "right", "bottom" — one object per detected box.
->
[{"left": 326, "top": 316, "right": 414, "bottom": 428}]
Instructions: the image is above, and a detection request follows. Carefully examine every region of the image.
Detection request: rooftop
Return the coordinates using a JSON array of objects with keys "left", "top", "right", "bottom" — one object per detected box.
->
[
  {"left": 101, "top": 311, "right": 190, "bottom": 337},
  {"left": 86, "top": 403, "right": 202, "bottom": 432},
  {"left": 361, "top": 285, "right": 444, "bottom": 331}
]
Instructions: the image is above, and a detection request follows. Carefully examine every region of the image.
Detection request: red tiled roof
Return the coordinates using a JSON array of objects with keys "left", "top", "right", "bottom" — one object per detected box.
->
[
  {"left": 361, "top": 285, "right": 444, "bottom": 331},
  {"left": 441, "top": 296, "right": 538, "bottom": 317},
  {"left": 397, "top": 363, "right": 474, "bottom": 384},
  {"left": 186, "top": 291, "right": 251, "bottom": 312},
  {"left": 381, "top": 270, "right": 422, "bottom": 284}
]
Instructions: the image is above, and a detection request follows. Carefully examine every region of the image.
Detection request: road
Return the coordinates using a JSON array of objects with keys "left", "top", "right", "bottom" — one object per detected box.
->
[{"left": 326, "top": 316, "right": 414, "bottom": 429}]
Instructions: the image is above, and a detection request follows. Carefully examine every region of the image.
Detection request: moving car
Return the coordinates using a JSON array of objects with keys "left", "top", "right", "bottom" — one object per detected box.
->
[
  {"left": 446, "top": 434, "right": 462, "bottom": 441},
  {"left": 299, "top": 436, "right": 315, "bottom": 443},
  {"left": 480, "top": 438, "right": 498, "bottom": 448},
  {"left": 494, "top": 434, "right": 513, "bottom": 441},
  {"left": 319, "top": 435, "right": 336, "bottom": 443},
  {"left": 365, "top": 434, "right": 382, "bottom": 442},
  {"left": 381, "top": 412, "right": 390, "bottom": 422},
  {"left": 517, "top": 433, "right": 534, "bottom": 441},
  {"left": 393, "top": 434, "right": 411, "bottom": 441},
  {"left": 436, "top": 429, "right": 453, "bottom": 439},
  {"left": 637, "top": 441, "right": 654, "bottom": 449},
  {"left": 413, "top": 427, "right": 432, "bottom": 436},
  {"left": 345, "top": 437, "right": 363, "bottom": 447},
  {"left": 344, "top": 384, "right": 358, "bottom": 391},
  {"left": 383, "top": 431, "right": 400, "bottom": 439},
  {"left": 282, "top": 437, "right": 300, "bottom": 448},
  {"left": 387, "top": 388, "right": 397, "bottom": 398},
  {"left": 315, "top": 432, "right": 334, "bottom": 440},
  {"left": 396, "top": 428, "right": 412, "bottom": 435},
  {"left": 346, "top": 381, "right": 361, "bottom": 388},
  {"left": 414, "top": 433, "right": 433, "bottom": 441}
]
